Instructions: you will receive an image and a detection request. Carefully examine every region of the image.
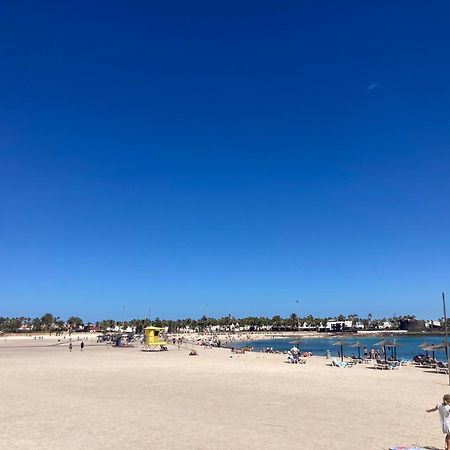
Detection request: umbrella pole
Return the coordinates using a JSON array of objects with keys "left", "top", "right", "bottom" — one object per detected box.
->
[
  {"left": 358, "top": 347, "right": 361, "bottom": 359},
  {"left": 443, "top": 292, "right": 450, "bottom": 386},
  {"left": 341, "top": 344, "right": 343, "bottom": 362},
  {"left": 384, "top": 345, "right": 387, "bottom": 361}
]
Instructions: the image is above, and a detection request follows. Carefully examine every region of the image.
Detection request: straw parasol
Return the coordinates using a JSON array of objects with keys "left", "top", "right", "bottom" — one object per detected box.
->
[
  {"left": 375, "top": 339, "right": 399, "bottom": 361},
  {"left": 385, "top": 340, "right": 399, "bottom": 360},
  {"left": 348, "top": 341, "right": 363, "bottom": 359},
  {"left": 289, "top": 339, "right": 304, "bottom": 346},
  {"left": 422, "top": 342, "right": 449, "bottom": 361},
  {"left": 421, "top": 343, "right": 438, "bottom": 361},
  {"left": 375, "top": 340, "right": 388, "bottom": 361},
  {"left": 332, "top": 339, "right": 347, "bottom": 362},
  {"left": 418, "top": 341, "right": 431, "bottom": 358}
]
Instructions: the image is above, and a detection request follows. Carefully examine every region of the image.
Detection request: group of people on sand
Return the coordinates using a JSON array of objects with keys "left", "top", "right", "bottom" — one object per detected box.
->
[
  {"left": 68, "top": 341, "right": 84, "bottom": 352},
  {"left": 362, "top": 347, "right": 386, "bottom": 359},
  {"left": 230, "top": 347, "right": 246, "bottom": 354},
  {"left": 261, "top": 347, "right": 281, "bottom": 353},
  {"left": 172, "top": 337, "right": 184, "bottom": 346},
  {"left": 286, "top": 347, "right": 313, "bottom": 364},
  {"left": 198, "top": 338, "right": 222, "bottom": 348}
]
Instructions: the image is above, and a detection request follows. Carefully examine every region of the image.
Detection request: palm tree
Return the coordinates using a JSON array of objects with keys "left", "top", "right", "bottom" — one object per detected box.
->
[
  {"left": 272, "top": 315, "right": 282, "bottom": 331},
  {"left": 67, "top": 316, "right": 84, "bottom": 331},
  {"left": 41, "top": 313, "right": 54, "bottom": 332},
  {"left": 290, "top": 313, "right": 298, "bottom": 331}
]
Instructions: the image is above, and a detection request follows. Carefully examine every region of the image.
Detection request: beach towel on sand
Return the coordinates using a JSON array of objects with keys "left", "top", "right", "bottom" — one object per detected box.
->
[{"left": 389, "top": 447, "right": 425, "bottom": 450}]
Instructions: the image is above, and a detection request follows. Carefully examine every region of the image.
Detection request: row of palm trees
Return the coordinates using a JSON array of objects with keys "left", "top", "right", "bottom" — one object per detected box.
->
[
  {"left": 0, "top": 314, "right": 83, "bottom": 333},
  {"left": 0, "top": 312, "right": 419, "bottom": 334}
]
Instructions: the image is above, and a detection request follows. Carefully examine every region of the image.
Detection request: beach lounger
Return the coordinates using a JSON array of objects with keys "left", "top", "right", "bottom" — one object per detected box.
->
[
  {"left": 331, "top": 358, "right": 352, "bottom": 368},
  {"left": 418, "top": 361, "right": 436, "bottom": 369},
  {"left": 375, "top": 360, "right": 392, "bottom": 370},
  {"left": 415, "top": 357, "right": 437, "bottom": 368},
  {"left": 375, "top": 360, "right": 400, "bottom": 370},
  {"left": 436, "top": 361, "right": 449, "bottom": 374}
]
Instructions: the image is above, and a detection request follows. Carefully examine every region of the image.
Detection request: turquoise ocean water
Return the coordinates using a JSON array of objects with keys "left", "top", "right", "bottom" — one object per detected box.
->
[{"left": 234, "top": 335, "right": 449, "bottom": 360}]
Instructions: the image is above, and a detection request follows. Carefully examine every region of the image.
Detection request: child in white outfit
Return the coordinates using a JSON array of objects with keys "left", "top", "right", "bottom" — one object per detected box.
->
[{"left": 427, "top": 394, "right": 450, "bottom": 450}]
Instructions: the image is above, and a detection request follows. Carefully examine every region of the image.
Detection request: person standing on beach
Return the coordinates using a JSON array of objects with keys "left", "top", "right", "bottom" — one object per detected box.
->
[
  {"left": 427, "top": 394, "right": 450, "bottom": 450},
  {"left": 290, "top": 346, "right": 300, "bottom": 363},
  {"left": 69, "top": 343, "right": 72, "bottom": 352},
  {"left": 80, "top": 341, "right": 84, "bottom": 351}
]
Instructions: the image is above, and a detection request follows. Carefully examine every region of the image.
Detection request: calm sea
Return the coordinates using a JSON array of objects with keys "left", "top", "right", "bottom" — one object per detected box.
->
[{"left": 234, "top": 335, "right": 448, "bottom": 360}]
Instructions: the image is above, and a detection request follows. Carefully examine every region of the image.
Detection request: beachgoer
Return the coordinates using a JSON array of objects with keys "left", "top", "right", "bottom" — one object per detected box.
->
[
  {"left": 427, "top": 394, "right": 450, "bottom": 450},
  {"left": 287, "top": 351, "right": 294, "bottom": 364},
  {"left": 69, "top": 343, "right": 73, "bottom": 352},
  {"left": 290, "top": 346, "right": 299, "bottom": 363},
  {"left": 80, "top": 341, "right": 84, "bottom": 351}
]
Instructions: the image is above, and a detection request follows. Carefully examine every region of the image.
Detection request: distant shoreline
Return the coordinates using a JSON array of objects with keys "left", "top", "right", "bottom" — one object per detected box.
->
[{"left": 1, "top": 329, "right": 447, "bottom": 343}]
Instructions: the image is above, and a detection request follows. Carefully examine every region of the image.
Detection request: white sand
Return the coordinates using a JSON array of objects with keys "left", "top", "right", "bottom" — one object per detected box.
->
[{"left": 0, "top": 337, "right": 447, "bottom": 449}]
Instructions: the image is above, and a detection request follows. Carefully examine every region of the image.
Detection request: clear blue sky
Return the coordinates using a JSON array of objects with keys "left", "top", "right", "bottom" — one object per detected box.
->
[{"left": 1, "top": 1, "right": 449, "bottom": 322}]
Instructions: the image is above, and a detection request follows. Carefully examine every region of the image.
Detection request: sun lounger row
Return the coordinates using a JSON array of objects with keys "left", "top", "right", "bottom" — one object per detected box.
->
[{"left": 375, "top": 360, "right": 400, "bottom": 370}]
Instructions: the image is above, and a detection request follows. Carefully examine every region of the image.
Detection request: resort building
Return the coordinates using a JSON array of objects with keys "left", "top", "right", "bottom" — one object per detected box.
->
[{"left": 325, "top": 320, "right": 353, "bottom": 332}]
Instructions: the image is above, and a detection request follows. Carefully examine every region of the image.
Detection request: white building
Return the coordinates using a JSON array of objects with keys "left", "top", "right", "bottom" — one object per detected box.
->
[
  {"left": 326, "top": 320, "right": 353, "bottom": 331},
  {"left": 378, "top": 321, "right": 393, "bottom": 330}
]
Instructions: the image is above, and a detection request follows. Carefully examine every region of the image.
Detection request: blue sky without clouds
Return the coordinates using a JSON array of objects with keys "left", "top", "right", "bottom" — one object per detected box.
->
[{"left": 1, "top": 1, "right": 450, "bottom": 322}]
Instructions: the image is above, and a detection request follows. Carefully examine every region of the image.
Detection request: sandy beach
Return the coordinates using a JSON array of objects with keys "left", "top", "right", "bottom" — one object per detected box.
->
[{"left": 0, "top": 335, "right": 447, "bottom": 450}]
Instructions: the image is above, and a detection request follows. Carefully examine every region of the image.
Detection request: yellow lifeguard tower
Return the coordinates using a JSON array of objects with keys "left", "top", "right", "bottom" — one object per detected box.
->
[{"left": 143, "top": 326, "right": 167, "bottom": 351}]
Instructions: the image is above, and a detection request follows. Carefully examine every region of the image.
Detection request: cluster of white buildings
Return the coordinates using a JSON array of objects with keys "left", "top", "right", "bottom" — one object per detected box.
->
[{"left": 176, "top": 319, "right": 444, "bottom": 334}]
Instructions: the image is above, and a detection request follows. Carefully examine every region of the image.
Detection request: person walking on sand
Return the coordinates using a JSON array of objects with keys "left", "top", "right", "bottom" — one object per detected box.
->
[
  {"left": 427, "top": 394, "right": 450, "bottom": 450},
  {"left": 80, "top": 341, "right": 84, "bottom": 351},
  {"left": 69, "top": 342, "right": 73, "bottom": 352}
]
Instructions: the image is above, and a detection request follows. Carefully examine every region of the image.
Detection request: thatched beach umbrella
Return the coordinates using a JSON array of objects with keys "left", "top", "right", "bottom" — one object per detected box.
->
[
  {"left": 421, "top": 343, "right": 439, "bottom": 362},
  {"left": 332, "top": 339, "right": 346, "bottom": 362},
  {"left": 289, "top": 339, "right": 304, "bottom": 346},
  {"left": 348, "top": 341, "right": 363, "bottom": 359},
  {"left": 418, "top": 341, "right": 431, "bottom": 358},
  {"left": 375, "top": 340, "right": 398, "bottom": 361},
  {"left": 289, "top": 336, "right": 304, "bottom": 349},
  {"left": 423, "top": 342, "right": 449, "bottom": 360},
  {"left": 374, "top": 340, "right": 388, "bottom": 361},
  {"left": 384, "top": 340, "right": 399, "bottom": 360}
]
